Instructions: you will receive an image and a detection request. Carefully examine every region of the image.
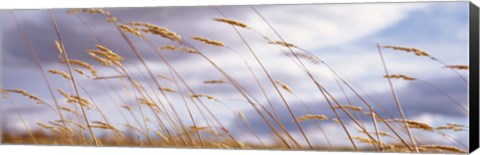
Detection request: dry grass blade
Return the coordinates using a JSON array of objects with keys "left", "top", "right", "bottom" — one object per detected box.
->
[
  {"left": 392, "top": 119, "right": 434, "bottom": 131},
  {"left": 159, "top": 45, "right": 198, "bottom": 54},
  {"left": 189, "top": 94, "right": 220, "bottom": 102},
  {"left": 384, "top": 74, "right": 416, "bottom": 81},
  {"left": 352, "top": 136, "right": 378, "bottom": 145},
  {"left": 335, "top": 105, "right": 363, "bottom": 112},
  {"left": 48, "top": 69, "right": 71, "bottom": 80},
  {"left": 295, "top": 114, "right": 328, "bottom": 122},
  {"left": 127, "top": 22, "right": 181, "bottom": 41},
  {"left": 60, "top": 59, "right": 97, "bottom": 77},
  {"left": 191, "top": 36, "right": 225, "bottom": 47},
  {"left": 67, "top": 95, "right": 90, "bottom": 107},
  {"left": 420, "top": 145, "right": 467, "bottom": 153},
  {"left": 444, "top": 65, "right": 469, "bottom": 70},
  {"left": 3, "top": 89, "right": 46, "bottom": 104},
  {"left": 54, "top": 40, "right": 63, "bottom": 54},
  {"left": 213, "top": 18, "right": 249, "bottom": 28},
  {"left": 274, "top": 80, "right": 292, "bottom": 93},
  {"left": 137, "top": 98, "right": 156, "bottom": 107},
  {"left": 158, "top": 87, "right": 176, "bottom": 93},
  {"left": 383, "top": 45, "right": 430, "bottom": 57},
  {"left": 204, "top": 79, "right": 226, "bottom": 84},
  {"left": 268, "top": 41, "right": 296, "bottom": 48},
  {"left": 118, "top": 24, "right": 144, "bottom": 38},
  {"left": 435, "top": 123, "right": 467, "bottom": 132}
]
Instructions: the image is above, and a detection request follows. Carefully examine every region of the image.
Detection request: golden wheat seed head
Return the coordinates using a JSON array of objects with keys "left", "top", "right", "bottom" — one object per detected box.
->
[
  {"left": 121, "top": 105, "right": 132, "bottom": 111},
  {"left": 274, "top": 80, "right": 293, "bottom": 93},
  {"left": 158, "top": 87, "right": 176, "bottom": 93},
  {"left": 203, "top": 79, "right": 226, "bottom": 84},
  {"left": 48, "top": 69, "right": 71, "bottom": 80},
  {"left": 444, "top": 65, "right": 469, "bottom": 70},
  {"left": 73, "top": 68, "right": 86, "bottom": 75},
  {"left": 352, "top": 136, "right": 378, "bottom": 145},
  {"left": 137, "top": 98, "right": 156, "bottom": 107},
  {"left": 118, "top": 24, "right": 144, "bottom": 38},
  {"left": 54, "top": 40, "right": 63, "bottom": 54},
  {"left": 383, "top": 45, "right": 431, "bottom": 57},
  {"left": 107, "top": 17, "right": 117, "bottom": 23},
  {"left": 88, "top": 52, "right": 113, "bottom": 67},
  {"left": 394, "top": 119, "right": 434, "bottom": 131},
  {"left": 36, "top": 122, "right": 54, "bottom": 130},
  {"left": 287, "top": 52, "right": 322, "bottom": 64},
  {"left": 420, "top": 145, "right": 467, "bottom": 153},
  {"left": 335, "top": 105, "right": 363, "bottom": 112},
  {"left": 384, "top": 74, "right": 416, "bottom": 81},
  {"left": 268, "top": 41, "right": 296, "bottom": 48},
  {"left": 213, "top": 18, "right": 248, "bottom": 28},
  {"left": 67, "top": 95, "right": 90, "bottom": 107},
  {"left": 191, "top": 36, "right": 225, "bottom": 47},
  {"left": 4, "top": 89, "right": 46, "bottom": 104},
  {"left": 295, "top": 114, "right": 328, "bottom": 122}
]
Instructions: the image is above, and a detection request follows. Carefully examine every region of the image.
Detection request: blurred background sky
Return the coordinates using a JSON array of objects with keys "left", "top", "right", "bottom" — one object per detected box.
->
[{"left": 1, "top": 1, "right": 470, "bottom": 148}]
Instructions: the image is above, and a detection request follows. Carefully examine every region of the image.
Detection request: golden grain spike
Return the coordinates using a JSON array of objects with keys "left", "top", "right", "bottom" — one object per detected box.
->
[
  {"left": 67, "top": 95, "right": 90, "bottom": 107},
  {"left": 158, "top": 87, "right": 176, "bottom": 93},
  {"left": 203, "top": 79, "right": 226, "bottom": 84},
  {"left": 159, "top": 45, "right": 198, "bottom": 54},
  {"left": 48, "top": 69, "right": 71, "bottom": 80},
  {"left": 191, "top": 36, "right": 225, "bottom": 47},
  {"left": 73, "top": 68, "right": 86, "bottom": 75},
  {"left": 268, "top": 41, "right": 296, "bottom": 48},
  {"left": 137, "top": 98, "right": 156, "bottom": 107},
  {"left": 334, "top": 105, "right": 363, "bottom": 112},
  {"left": 383, "top": 45, "right": 430, "bottom": 57},
  {"left": 121, "top": 105, "right": 133, "bottom": 111},
  {"left": 352, "top": 136, "right": 378, "bottom": 145},
  {"left": 274, "top": 80, "right": 292, "bottom": 93},
  {"left": 213, "top": 18, "right": 248, "bottom": 28},
  {"left": 60, "top": 59, "right": 98, "bottom": 77},
  {"left": 88, "top": 52, "right": 113, "bottom": 66},
  {"left": 295, "top": 114, "right": 328, "bottom": 122},
  {"left": 130, "top": 22, "right": 181, "bottom": 41},
  {"left": 384, "top": 74, "right": 416, "bottom": 81},
  {"left": 4, "top": 89, "right": 46, "bottom": 104},
  {"left": 54, "top": 40, "right": 63, "bottom": 54},
  {"left": 444, "top": 65, "right": 469, "bottom": 70},
  {"left": 420, "top": 145, "right": 467, "bottom": 153},
  {"left": 189, "top": 94, "right": 219, "bottom": 102},
  {"left": 118, "top": 24, "right": 144, "bottom": 38},
  {"left": 36, "top": 122, "right": 54, "bottom": 130},
  {"left": 189, "top": 126, "right": 209, "bottom": 131},
  {"left": 393, "top": 119, "right": 434, "bottom": 131},
  {"left": 287, "top": 52, "right": 322, "bottom": 64}
]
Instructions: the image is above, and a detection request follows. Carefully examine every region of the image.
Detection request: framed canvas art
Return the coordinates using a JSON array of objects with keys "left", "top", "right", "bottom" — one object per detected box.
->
[{"left": 1, "top": 1, "right": 479, "bottom": 154}]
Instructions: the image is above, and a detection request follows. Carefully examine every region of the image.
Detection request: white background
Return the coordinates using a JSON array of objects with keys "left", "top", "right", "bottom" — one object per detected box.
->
[{"left": 1, "top": 0, "right": 479, "bottom": 155}]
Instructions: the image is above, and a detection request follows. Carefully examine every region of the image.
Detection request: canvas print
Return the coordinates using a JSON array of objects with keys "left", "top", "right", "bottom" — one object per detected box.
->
[{"left": 0, "top": 2, "right": 475, "bottom": 154}]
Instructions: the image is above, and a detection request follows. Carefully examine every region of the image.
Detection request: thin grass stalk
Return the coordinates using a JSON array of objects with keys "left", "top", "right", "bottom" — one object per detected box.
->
[
  {"left": 224, "top": 46, "right": 283, "bottom": 124},
  {"left": 370, "top": 109, "right": 383, "bottom": 151},
  {"left": 152, "top": 38, "right": 294, "bottom": 148},
  {"left": 250, "top": 6, "right": 359, "bottom": 150},
  {"left": 415, "top": 79, "right": 468, "bottom": 113},
  {"left": 9, "top": 11, "right": 74, "bottom": 145},
  {"left": 48, "top": 10, "right": 98, "bottom": 146},
  {"left": 6, "top": 98, "right": 37, "bottom": 144},
  {"left": 215, "top": 11, "right": 313, "bottom": 149},
  {"left": 376, "top": 43, "right": 419, "bottom": 152},
  {"left": 73, "top": 16, "right": 160, "bottom": 145},
  {"left": 129, "top": 65, "right": 186, "bottom": 146},
  {"left": 144, "top": 39, "right": 247, "bottom": 148},
  {"left": 79, "top": 86, "right": 124, "bottom": 146}
]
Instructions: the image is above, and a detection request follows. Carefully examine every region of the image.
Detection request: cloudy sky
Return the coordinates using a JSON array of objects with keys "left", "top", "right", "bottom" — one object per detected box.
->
[{"left": 1, "top": 1, "right": 470, "bottom": 149}]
